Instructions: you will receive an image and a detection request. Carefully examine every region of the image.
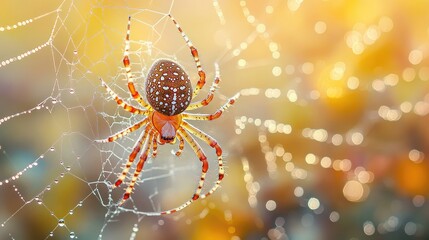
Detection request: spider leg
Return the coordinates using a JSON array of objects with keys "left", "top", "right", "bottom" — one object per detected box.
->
[
  {"left": 181, "top": 121, "right": 224, "bottom": 199},
  {"left": 168, "top": 14, "right": 206, "bottom": 99},
  {"left": 96, "top": 118, "right": 149, "bottom": 143},
  {"left": 178, "top": 128, "right": 208, "bottom": 201},
  {"left": 113, "top": 125, "right": 152, "bottom": 187},
  {"left": 186, "top": 63, "right": 221, "bottom": 110},
  {"left": 123, "top": 16, "right": 152, "bottom": 110},
  {"left": 147, "top": 128, "right": 208, "bottom": 215},
  {"left": 182, "top": 92, "right": 240, "bottom": 121},
  {"left": 120, "top": 129, "right": 154, "bottom": 205},
  {"left": 151, "top": 132, "right": 158, "bottom": 158},
  {"left": 99, "top": 78, "right": 148, "bottom": 115},
  {"left": 173, "top": 132, "right": 185, "bottom": 157}
]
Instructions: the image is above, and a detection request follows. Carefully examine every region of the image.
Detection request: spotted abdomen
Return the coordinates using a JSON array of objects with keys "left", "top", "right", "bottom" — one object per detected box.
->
[{"left": 145, "top": 59, "right": 192, "bottom": 116}]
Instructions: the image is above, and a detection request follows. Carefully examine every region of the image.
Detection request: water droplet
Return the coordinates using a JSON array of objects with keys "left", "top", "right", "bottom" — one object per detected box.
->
[
  {"left": 58, "top": 219, "right": 65, "bottom": 227},
  {"left": 49, "top": 232, "right": 53, "bottom": 237},
  {"left": 78, "top": 201, "right": 83, "bottom": 207},
  {"left": 54, "top": 179, "right": 59, "bottom": 184},
  {"left": 70, "top": 232, "right": 75, "bottom": 239},
  {"left": 46, "top": 185, "right": 51, "bottom": 191},
  {"left": 69, "top": 210, "right": 74, "bottom": 215},
  {"left": 66, "top": 166, "right": 71, "bottom": 171},
  {"left": 69, "top": 89, "right": 75, "bottom": 94},
  {"left": 50, "top": 147, "right": 55, "bottom": 152}
]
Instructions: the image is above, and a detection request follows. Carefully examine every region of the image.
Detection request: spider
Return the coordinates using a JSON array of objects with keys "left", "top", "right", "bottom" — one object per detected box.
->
[{"left": 97, "top": 15, "right": 239, "bottom": 215}]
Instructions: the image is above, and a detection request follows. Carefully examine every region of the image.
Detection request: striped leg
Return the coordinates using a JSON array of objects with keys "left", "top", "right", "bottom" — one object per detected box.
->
[
  {"left": 151, "top": 132, "right": 158, "bottom": 157},
  {"left": 96, "top": 118, "right": 149, "bottom": 143},
  {"left": 178, "top": 128, "right": 208, "bottom": 201},
  {"left": 100, "top": 78, "right": 148, "bottom": 115},
  {"left": 173, "top": 132, "right": 185, "bottom": 156},
  {"left": 147, "top": 128, "right": 208, "bottom": 215},
  {"left": 186, "top": 63, "right": 221, "bottom": 110},
  {"left": 181, "top": 121, "right": 224, "bottom": 199},
  {"left": 113, "top": 126, "right": 151, "bottom": 187},
  {"left": 123, "top": 16, "right": 152, "bottom": 109},
  {"left": 168, "top": 14, "right": 206, "bottom": 99},
  {"left": 182, "top": 92, "right": 240, "bottom": 121},
  {"left": 120, "top": 129, "right": 154, "bottom": 205}
]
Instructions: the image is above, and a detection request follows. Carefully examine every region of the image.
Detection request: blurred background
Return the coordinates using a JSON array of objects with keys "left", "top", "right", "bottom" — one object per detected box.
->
[{"left": 0, "top": 0, "right": 428, "bottom": 239}]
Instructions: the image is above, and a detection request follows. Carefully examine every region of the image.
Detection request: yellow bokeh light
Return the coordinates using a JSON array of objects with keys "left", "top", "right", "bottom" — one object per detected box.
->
[{"left": 343, "top": 180, "right": 368, "bottom": 202}]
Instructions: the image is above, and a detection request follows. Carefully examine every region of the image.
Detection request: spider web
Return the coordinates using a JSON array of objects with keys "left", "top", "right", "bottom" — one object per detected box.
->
[
  {"left": 1, "top": 0, "right": 429, "bottom": 240},
  {"left": 0, "top": 0, "right": 236, "bottom": 239}
]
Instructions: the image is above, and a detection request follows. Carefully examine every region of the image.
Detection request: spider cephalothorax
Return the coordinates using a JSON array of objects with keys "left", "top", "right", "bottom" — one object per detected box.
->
[{"left": 98, "top": 15, "right": 239, "bottom": 215}]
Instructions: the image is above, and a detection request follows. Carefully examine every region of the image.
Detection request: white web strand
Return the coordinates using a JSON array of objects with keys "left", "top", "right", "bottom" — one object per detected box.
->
[
  {"left": 0, "top": 40, "right": 52, "bottom": 69},
  {"left": 0, "top": 8, "right": 61, "bottom": 68},
  {"left": 0, "top": 9, "right": 60, "bottom": 32}
]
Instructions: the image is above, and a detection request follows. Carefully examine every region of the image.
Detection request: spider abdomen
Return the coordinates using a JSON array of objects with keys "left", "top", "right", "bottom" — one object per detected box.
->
[{"left": 145, "top": 59, "right": 192, "bottom": 116}]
